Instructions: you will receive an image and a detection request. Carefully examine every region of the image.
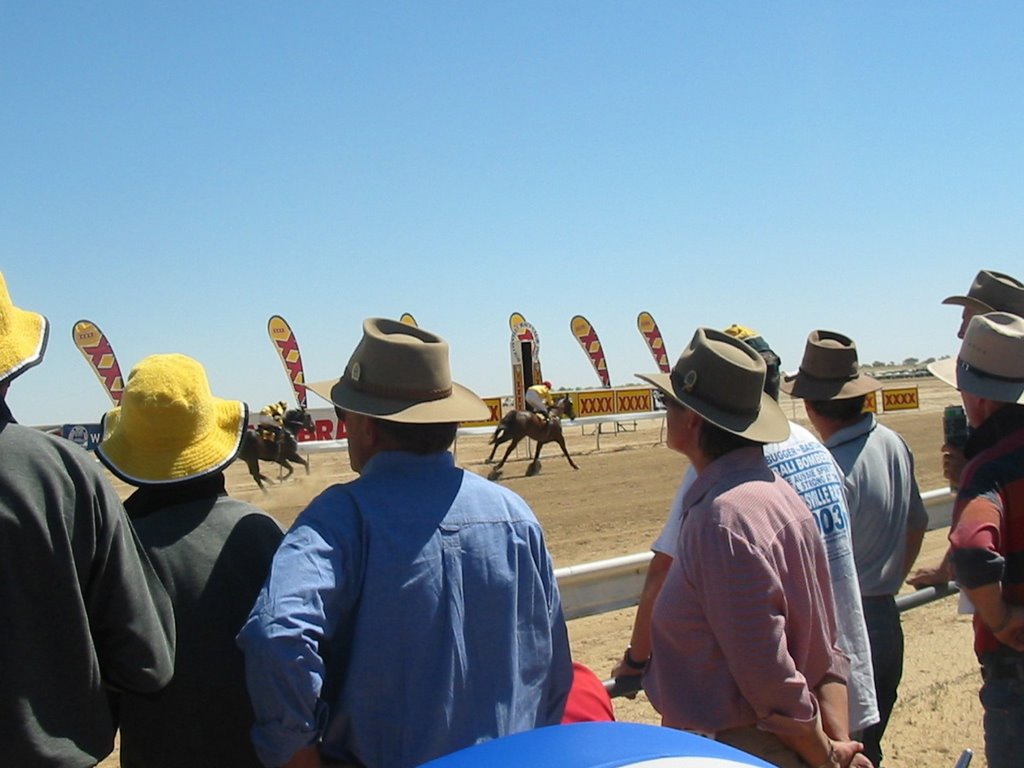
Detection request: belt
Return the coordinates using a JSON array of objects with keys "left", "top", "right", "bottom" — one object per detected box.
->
[{"left": 981, "top": 655, "right": 1024, "bottom": 682}]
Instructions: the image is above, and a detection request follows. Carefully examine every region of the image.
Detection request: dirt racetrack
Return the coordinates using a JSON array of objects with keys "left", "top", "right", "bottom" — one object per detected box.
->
[{"left": 99, "top": 377, "right": 986, "bottom": 767}]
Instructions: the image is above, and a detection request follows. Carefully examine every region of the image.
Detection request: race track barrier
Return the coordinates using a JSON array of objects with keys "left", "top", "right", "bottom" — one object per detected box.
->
[{"left": 554, "top": 487, "right": 956, "bottom": 623}]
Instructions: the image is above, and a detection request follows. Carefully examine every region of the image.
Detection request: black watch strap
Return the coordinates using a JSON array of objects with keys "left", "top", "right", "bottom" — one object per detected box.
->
[{"left": 624, "top": 647, "right": 649, "bottom": 670}]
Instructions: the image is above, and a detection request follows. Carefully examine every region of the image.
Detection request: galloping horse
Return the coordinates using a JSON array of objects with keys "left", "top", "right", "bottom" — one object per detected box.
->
[
  {"left": 486, "top": 396, "right": 579, "bottom": 478},
  {"left": 239, "top": 406, "right": 314, "bottom": 491}
]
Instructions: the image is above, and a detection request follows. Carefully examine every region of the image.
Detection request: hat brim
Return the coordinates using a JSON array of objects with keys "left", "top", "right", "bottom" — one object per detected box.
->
[
  {"left": 0, "top": 310, "right": 48, "bottom": 384},
  {"left": 637, "top": 372, "right": 790, "bottom": 444},
  {"left": 97, "top": 400, "right": 248, "bottom": 484},
  {"left": 779, "top": 371, "right": 881, "bottom": 401},
  {"left": 305, "top": 377, "right": 490, "bottom": 424},
  {"left": 928, "top": 358, "right": 1024, "bottom": 405},
  {"left": 942, "top": 294, "right": 994, "bottom": 314}
]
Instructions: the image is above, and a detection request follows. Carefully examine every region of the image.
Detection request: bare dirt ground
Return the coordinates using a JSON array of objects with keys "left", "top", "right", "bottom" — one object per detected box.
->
[{"left": 99, "top": 378, "right": 986, "bottom": 767}]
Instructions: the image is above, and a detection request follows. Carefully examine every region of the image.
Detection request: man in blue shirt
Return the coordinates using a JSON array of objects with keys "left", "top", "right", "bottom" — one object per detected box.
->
[{"left": 238, "top": 318, "right": 573, "bottom": 768}]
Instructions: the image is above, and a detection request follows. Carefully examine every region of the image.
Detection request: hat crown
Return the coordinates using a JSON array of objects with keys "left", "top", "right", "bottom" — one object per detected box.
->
[
  {"left": 345, "top": 318, "right": 454, "bottom": 402},
  {"left": 968, "top": 270, "right": 1024, "bottom": 314},
  {"left": 960, "top": 312, "right": 1024, "bottom": 383},
  {"left": 98, "top": 353, "right": 246, "bottom": 484},
  {"left": 799, "top": 330, "right": 861, "bottom": 381},
  {"left": 0, "top": 271, "right": 49, "bottom": 383},
  {"left": 672, "top": 328, "right": 766, "bottom": 419},
  {"left": 119, "top": 354, "right": 216, "bottom": 445}
]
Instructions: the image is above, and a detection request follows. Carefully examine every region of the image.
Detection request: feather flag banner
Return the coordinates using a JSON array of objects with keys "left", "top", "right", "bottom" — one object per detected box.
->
[
  {"left": 267, "top": 315, "right": 308, "bottom": 409},
  {"left": 637, "top": 311, "right": 671, "bottom": 374},
  {"left": 570, "top": 314, "right": 611, "bottom": 387},
  {"left": 72, "top": 320, "right": 125, "bottom": 405}
]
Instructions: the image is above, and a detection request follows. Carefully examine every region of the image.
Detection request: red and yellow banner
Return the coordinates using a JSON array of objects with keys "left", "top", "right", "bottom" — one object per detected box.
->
[
  {"left": 72, "top": 320, "right": 124, "bottom": 405},
  {"left": 267, "top": 315, "right": 307, "bottom": 409},
  {"left": 461, "top": 397, "right": 503, "bottom": 428},
  {"left": 615, "top": 387, "right": 654, "bottom": 414},
  {"left": 863, "top": 391, "right": 878, "bottom": 413},
  {"left": 637, "top": 311, "right": 670, "bottom": 374},
  {"left": 571, "top": 314, "right": 611, "bottom": 388},
  {"left": 882, "top": 386, "right": 920, "bottom": 412},
  {"left": 576, "top": 390, "right": 615, "bottom": 416}
]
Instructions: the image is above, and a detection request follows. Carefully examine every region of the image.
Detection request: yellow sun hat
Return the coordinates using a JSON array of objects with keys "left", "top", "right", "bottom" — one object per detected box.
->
[
  {"left": 97, "top": 353, "right": 248, "bottom": 485},
  {"left": 0, "top": 272, "right": 49, "bottom": 384}
]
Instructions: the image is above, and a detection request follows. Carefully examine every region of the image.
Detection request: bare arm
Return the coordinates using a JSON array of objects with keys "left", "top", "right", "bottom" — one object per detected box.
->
[
  {"left": 906, "top": 547, "right": 952, "bottom": 588},
  {"left": 816, "top": 677, "right": 851, "bottom": 741},
  {"left": 901, "top": 526, "right": 927, "bottom": 582},
  {"left": 961, "top": 583, "right": 1024, "bottom": 653},
  {"left": 611, "top": 552, "right": 672, "bottom": 678}
]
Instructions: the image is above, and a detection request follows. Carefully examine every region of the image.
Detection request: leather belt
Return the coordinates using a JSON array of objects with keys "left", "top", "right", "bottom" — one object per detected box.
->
[{"left": 981, "top": 655, "right": 1024, "bottom": 681}]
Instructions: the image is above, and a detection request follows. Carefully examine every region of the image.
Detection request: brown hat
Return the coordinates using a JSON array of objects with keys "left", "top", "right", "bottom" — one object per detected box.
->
[
  {"left": 780, "top": 330, "right": 880, "bottom": 401},
  {"left": 0, "top": 272, "right": 49, "bottom": 385},
  {"left": 928, "top": 312, "right": 1024, "bottom": 405},
  {"left": 636, "top": 327, "right": 790, "bottom": 444},
  {"left": 942, "top": 270, "right": 1024, "bottom": 316},
  {"left": 306, "top": 318, "right": 490, "bottom": 424}
]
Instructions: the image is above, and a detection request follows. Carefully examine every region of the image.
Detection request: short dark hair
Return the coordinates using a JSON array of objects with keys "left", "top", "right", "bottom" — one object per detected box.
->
[
  {"left": 697, "top": 419, "right": 761, "bottom": 461},
  {"left": 374, "top": 419, "right": 459, "bottom": 454},
  {"left": 808, "top": 396, "right": 866, "bottom": 422}
]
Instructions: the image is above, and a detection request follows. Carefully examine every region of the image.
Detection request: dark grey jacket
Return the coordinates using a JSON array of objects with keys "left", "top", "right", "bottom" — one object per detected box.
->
[{"left": 0, "top": 422, "right": 175, "bottom": 767}]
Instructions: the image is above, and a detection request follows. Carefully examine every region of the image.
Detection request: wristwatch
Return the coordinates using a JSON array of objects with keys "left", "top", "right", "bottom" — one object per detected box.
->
[{"left": 623, "top": 646, "right": 649, "bottom": 670}]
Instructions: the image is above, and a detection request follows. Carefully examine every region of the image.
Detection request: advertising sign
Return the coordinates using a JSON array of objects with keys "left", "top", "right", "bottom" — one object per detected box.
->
[
  {"left": 267, "top": 315, "right": 308, "bottom": 409},
  {"left": 72, "top": 320, "right": 125, "bottom": 405}
]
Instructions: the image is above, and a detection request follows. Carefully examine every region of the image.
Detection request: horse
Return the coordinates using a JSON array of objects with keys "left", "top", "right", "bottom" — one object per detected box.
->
[
  {"left": 238, "top": 406, "right": 315, "bottom": 491},
  {"left": 485, "top": 396, "right": 579, "bottom": 479}
]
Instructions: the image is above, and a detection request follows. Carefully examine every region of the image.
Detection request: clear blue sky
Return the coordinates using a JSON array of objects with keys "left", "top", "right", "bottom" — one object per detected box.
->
[{"left": 4, "top": 3, "right": 1022, "bottom": 426}]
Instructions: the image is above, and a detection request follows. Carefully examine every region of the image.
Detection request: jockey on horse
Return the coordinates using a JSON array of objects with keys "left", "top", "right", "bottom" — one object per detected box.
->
[
  {"left": 257, "top": 400, "right": 288, "bottom": 443},
  {"left": 524, "top": 381, "right": 555, "bottom": 423}
]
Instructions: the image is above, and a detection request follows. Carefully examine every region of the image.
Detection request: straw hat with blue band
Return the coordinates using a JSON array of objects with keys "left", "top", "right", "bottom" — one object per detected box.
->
[
  {"left": 306, "top": 318, "right": 490, "bottom": 424},
  {"left": 636, "top": 327, "right": 790, "bottom": 444},
  {"left": 928, "top": 312, "right": 1024, "bottom": 405},
  {"left": 97, "top": 353, "right": 248, "bottom": 485},
  {"left": 0, "top": 271, "right": 49, "bottom": 385}
]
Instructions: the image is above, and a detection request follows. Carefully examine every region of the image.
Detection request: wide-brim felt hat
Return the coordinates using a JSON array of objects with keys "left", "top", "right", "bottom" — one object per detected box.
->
[
  {"left": 306, "top": 318, "right": 490, "bottom": 424},
  {"left": 97, "top": 353, "right": 248, "bottom": 485},
  {"left": 0, "top": 272, "right": 49, "bottom": 384},
  {"left": 928, "top": 312, "right": 1024, "bottom": 405},
  {"left": 942, "top": 270, "right": 1024, "bottom": 316},
  {"left": 780, "top": 329, "right": 880, "bottom": 401},
  {"left": 637, "top": 327, "right": 790, "bottom": 444}
]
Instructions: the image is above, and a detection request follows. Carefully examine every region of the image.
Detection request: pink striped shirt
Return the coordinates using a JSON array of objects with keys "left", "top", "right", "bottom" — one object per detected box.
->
[{"left": 644, "top": 447, "right": 849, "bottom": 737}]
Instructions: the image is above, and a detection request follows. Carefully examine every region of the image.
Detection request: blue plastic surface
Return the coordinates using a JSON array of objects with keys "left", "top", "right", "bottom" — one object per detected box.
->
[{"left": 419, "top": 722, "right": 775, "bottom": 768}]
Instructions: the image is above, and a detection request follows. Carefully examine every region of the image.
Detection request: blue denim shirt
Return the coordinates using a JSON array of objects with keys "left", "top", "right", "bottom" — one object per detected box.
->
[{"left": 238, "top": 450, "right": 572, "bottom": 768}]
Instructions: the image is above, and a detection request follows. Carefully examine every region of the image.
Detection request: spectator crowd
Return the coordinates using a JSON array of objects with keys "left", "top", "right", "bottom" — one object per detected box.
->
[{"left": 2, "top": 268, "right": 1022, "bottom": 768}]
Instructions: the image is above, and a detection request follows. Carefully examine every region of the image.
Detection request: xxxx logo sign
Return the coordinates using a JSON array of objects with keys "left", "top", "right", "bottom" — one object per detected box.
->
[
  {"left": 461, "top": 397, "right": 502, "bottom": 427},
  {"left": 882, "top": 387, "right": 919, "bottom": 411},
  {"left": 615, "top": 388, "right": 653, "bottom": 413},
  {"left": 578, "top": 392, "right": 615, "bottom": 415}
]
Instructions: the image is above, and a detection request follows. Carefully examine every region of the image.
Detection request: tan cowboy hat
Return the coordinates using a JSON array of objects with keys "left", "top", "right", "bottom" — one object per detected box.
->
[
  {"left": 780, "top": 330, "right": 880, "bottom": 401},
  {"left": 306, "top": 318, "right": 490, "bottom": 424},
  {"left": 928, "top": 312, "right": 1024, "bottom": 405},
  {"left": 0, "top": 272, "right": 49, "bottom": 384},
  {"left": 942, "top": 270, "right": 1024, "bottom": 316},
  {"left": 97, "top": 353, "right": 248, "bottom": 485},
  {"left": 636, "top": 327, "right": 789, "bottom": 444}
]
